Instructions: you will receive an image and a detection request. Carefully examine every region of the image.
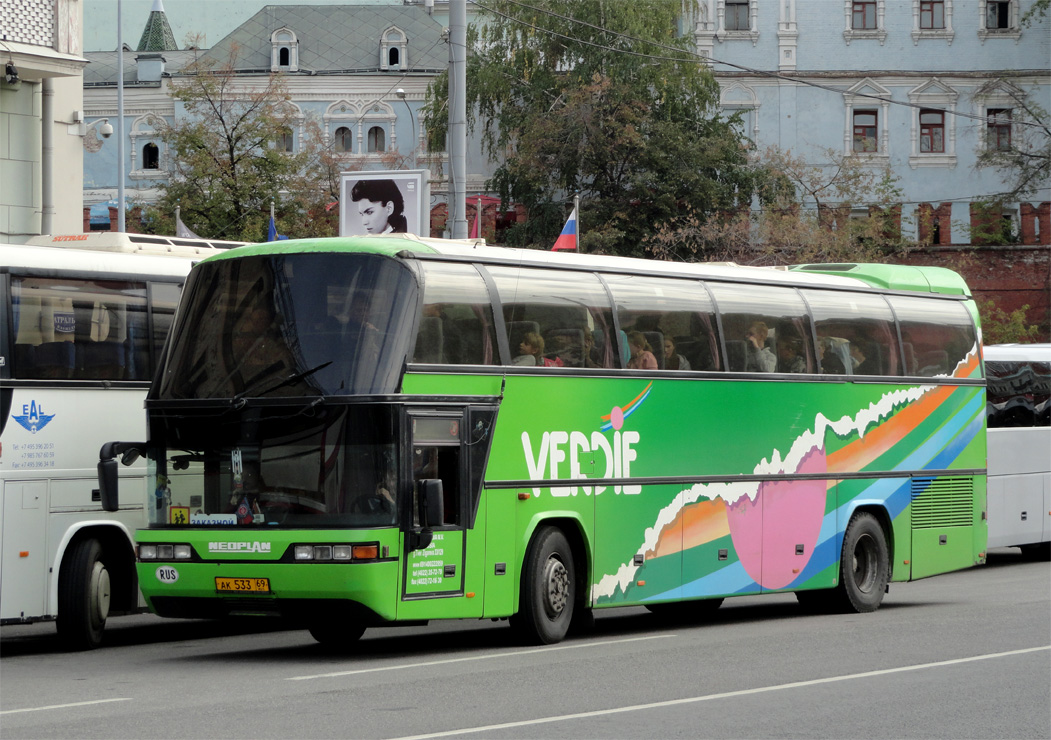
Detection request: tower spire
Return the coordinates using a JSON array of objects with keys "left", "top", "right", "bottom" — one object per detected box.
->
[{"left": 137, "top": 0, "right": 178, "bottom": 52}]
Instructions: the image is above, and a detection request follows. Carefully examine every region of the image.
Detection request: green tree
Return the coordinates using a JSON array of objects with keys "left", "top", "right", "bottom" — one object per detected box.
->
[
  {"left": 979, "top": 300, "right": 1042, "bottom": 344},
  {"left": 425, "top": 0, "right": 759, "bottom": 255},
  {"left": 148, "top": 47, "right": 315, "bottom": 241}
]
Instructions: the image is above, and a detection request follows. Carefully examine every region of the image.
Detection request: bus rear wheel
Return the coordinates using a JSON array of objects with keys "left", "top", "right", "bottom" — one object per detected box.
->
[
  {"left": 817, "top": 511, "right": 889, "bottom": 613},
  {"left": 512, "top": 526, "right": 575, "bottom": 645},
  {"left": 57, "top": 538, "right": 111, "bottom": 650}
]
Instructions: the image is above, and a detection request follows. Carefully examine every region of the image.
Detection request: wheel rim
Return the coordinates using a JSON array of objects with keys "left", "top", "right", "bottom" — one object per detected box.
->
[
  {"left": 851, "top": 533, "right": 878, "bottom": 594},
  {"left": 89, "top": 561, "right": 111, "bottom": 628},
  {"left": 542, "top": 555, "right": 569, "bottom": 619}
]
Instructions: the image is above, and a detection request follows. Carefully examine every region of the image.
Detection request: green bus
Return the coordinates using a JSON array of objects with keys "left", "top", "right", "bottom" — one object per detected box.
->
[{"left": 99, "top": 235, "right": 987, "bottom": 646}]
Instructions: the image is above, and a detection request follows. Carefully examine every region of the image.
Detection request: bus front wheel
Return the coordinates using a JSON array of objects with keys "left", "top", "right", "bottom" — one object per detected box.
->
[
  {"left": 512, "top": 526, "right": 575, "bottom": 645},
  {"left": 308, "top": 617, "right": 366, "bottom": 649},
  {"left": 57, "top": 538, "right": 111, "bottom": 650}
]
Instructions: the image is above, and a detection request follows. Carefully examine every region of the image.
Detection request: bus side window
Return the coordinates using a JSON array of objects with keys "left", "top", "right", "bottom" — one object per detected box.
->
[
  {"left": 709, "top": 284, "right": 814, "bottom": 375},
  {"left": 486, "top": 266, "right": 614, "bottom": 368},
  {"left": 889, "top": 295, "right": 977, "bottom": 378},
  {"left": 414, "top": 263, "right": 498, "bottom": 365},
  {"left": 802, "top": 290, "right": 899, "bottom": 377}
]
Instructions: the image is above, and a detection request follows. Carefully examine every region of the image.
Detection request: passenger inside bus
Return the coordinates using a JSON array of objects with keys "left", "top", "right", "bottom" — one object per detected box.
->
[
  {"left": 626, "top": 331, "right": 658, "bottom": 370},
  {"left": 744, "top": 321, "right": 776, "bottom": 373}
]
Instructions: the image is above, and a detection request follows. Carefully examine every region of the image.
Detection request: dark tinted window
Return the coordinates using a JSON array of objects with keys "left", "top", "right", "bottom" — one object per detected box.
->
[
  {"left": 987, "top": 360, "right": 1051, "bottom": 428},
  {"left": 159, "top": 253, "right": 417, "bottom": 398},
  {"left": 10, "top": 276, "right": 150, "bottom": 381}
]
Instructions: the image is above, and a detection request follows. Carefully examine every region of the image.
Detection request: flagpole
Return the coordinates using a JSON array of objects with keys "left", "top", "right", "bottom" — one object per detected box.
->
[{"left": 573, "top": 192, "right": 580, "bottom": 253}]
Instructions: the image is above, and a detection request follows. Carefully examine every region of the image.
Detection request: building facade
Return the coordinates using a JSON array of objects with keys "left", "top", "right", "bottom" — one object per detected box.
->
[
  {"left": 81, "top": 1, "right": 499, "bottom": 235},
  {"left": 693, "top": 0, "right": 1050, "bottom": 246},
  {"left": 1, "top": 0, "right": 87, "bottom": 243}
]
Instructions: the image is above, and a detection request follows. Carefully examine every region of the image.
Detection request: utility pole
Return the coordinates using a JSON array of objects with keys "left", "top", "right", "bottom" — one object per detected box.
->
[
  {"left": 449, "top": 0, "right": 467, "bottom": 238},
  {"left": 117, "top": 0, "right": 126, "bottom": 232}
]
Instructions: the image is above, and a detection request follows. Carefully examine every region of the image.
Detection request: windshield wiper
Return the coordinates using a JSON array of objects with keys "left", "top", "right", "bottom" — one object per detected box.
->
[{"left": 231, "top": 361, "right": 332, "bottom": 405}]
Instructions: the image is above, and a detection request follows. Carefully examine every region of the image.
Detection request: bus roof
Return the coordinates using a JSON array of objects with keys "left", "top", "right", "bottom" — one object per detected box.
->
[
  {"left": 983, "top": 343, "right": 1051, "bottom": 363},
  {"left": 205, "top": 234, "right": 930, "bottom": 293},
  {"left": 22, "top": 232, "right": 244, "bottom": 257},
  {"left": 790, "top": 263, "right": 971, "bottom": 296},
  {"left": 0, "top": 242, "right": 210, "bottom": 278}
]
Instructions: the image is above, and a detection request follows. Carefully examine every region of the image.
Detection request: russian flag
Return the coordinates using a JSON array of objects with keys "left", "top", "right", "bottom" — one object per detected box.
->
[{"left": 551, "top": 206, "right": 577, "bottom": 251}]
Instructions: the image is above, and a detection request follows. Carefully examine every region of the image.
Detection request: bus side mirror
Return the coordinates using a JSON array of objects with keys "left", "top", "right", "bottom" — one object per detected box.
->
[
  {"left": 98, "top": 441, "right": 146, "bottom": 513},
  {"left": 98, "top": 458, "right": 119, "bottom": 512},
  {"left": 410, "top": 479, "right": 444, "bottom": 551},
  {"left": 419, "top": 479, "right": 444, "bottom": 529}
]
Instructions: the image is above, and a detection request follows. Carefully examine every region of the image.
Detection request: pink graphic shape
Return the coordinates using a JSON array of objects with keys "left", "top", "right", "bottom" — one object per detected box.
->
[
  {"left": 726, "top": 446, "right": 829, "bottom": 590},
  {"left": 609, "top": 406, "right": 624, "bottom": 431}
]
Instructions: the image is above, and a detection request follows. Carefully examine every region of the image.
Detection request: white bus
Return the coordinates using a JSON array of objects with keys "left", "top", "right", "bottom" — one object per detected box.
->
[
  {"left": 1, "top": 234, "right": 241, "bottom": 649},
  {"left": 984, "top": 343, "right": 1051, "bottom": 559}
]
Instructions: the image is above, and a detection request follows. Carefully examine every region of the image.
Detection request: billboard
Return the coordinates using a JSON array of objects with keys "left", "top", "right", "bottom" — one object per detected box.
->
[{"left": 339, "top": 170, "right": 429, "bottom": 237}]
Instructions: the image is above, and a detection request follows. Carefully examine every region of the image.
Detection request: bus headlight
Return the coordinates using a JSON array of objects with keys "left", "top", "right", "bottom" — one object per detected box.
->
[
  {"left": 294, "top": 545, "right": 314, "bottom": 561},
  {"left": 138, "top": 543, "right": 193, "bottom": 560}
]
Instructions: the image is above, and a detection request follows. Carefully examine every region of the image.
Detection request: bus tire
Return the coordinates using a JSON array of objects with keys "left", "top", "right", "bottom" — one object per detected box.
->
[
  {"left": 836, "top": 512, "right": 889, "bottom": 613},
  {"left": 308, "top": 618, "right": 366, "bottom": 649},
  {"left": 57, "top": 538, "right": 111, "bottom": 650},
  {"left": 512, "top": 526, "right": 575, "bottom": 645}
]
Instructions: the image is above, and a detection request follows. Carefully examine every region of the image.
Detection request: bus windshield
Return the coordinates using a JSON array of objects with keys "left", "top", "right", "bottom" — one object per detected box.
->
[
  {"left": 157, "top": 252, "right": 418, "bottom": 399},
  {"left": 151, "top": 404, "right": 400, "bottom": 529}
]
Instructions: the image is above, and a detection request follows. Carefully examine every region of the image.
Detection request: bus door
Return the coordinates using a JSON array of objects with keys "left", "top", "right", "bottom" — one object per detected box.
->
[{"left": 401, "top": 411, "right": 468, "bottom": 603}]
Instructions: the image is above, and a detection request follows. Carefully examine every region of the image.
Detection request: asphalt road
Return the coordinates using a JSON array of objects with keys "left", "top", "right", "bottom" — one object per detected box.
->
[{"left": 2, "top": 548, "right": 1048, "bottom": 740}]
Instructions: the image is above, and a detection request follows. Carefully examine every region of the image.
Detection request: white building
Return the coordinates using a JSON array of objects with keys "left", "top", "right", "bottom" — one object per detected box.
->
[{"left": 1, "top": 0, "right": 87, "bottom": 243}]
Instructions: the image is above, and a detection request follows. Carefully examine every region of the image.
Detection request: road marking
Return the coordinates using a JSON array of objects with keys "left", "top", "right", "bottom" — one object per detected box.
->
[
  {"left": 389, "top": 645, "right": 1051, "bottom": 740},
  {"left": 286, "top": 634, "right": 675, "bottom": 681},
  {"left": 0, "top": 698, "right": 133, "bottom": 716}
]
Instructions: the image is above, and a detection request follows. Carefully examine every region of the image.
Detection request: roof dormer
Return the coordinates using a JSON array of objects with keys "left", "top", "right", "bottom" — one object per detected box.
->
[
  {"left": 380, "top": 26, "right": 407, "bottom": 71},
  {"left": 271, "top": 27, "right": 299, "bottom": 73}
]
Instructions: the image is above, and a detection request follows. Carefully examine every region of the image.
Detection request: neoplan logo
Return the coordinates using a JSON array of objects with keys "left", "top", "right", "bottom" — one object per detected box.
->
[{"left": 208, "top": 541, "right": 272, "bottom": 553}]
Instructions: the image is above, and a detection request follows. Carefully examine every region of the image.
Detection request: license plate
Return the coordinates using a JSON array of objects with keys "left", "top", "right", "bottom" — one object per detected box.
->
[{"left": 215, "top": 577, "right": 270, "bottom": 593}]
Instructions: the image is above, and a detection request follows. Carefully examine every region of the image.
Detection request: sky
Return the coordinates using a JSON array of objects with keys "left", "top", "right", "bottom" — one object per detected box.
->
[{"left": 83, "top": 0, "right": 393, "bottom": 51}]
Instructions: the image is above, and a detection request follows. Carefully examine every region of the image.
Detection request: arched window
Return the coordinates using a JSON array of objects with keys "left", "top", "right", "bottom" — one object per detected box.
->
[
  {"left": 279, "top": 47, "right": 290, "bottom": 67},
  {"left": 367, "top": 126, "right": 385, "bottom": 153},
  {"left": 270, "top": 28, "right": 299, "bottom": 72},
  {"left": 142, "top": 142, "right": 159, "bottom": 169},
  {"left": 388, "top": 47, "right": 400, "bottom": 68},
  {"left": 334, "top": 126, "right": 353, "bottom": 153}
]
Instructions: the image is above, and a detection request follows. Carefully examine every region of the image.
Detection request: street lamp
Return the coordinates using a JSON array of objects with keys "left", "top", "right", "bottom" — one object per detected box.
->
[{"left": 395, "top": 88, "right": 416, "bottom": 170}]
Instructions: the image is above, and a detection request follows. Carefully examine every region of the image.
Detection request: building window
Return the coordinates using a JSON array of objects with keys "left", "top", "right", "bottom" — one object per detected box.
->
[
  {"left": 986, "top": 0, "right": 1010, "bottom": 28},
  {"left": 852, "top": 1, "right": 876, "bottom": 29},
  {"left": 367, "top": 126, "right": 385, "bottom": 153},
  {"left": 277, "top": 128, "right": 294, "bottom": 153},
  {"left": 853, "top": 111, "right": 878, "bottom": 152},
  {"left": 142, "top": 142, "right": 159, "bottom": 169},
  {"left": 919, "top": 0, "right": 944, "bottom": 29},
  {"left": 388, "top": 47, "right": 400, "bottom": 67},
  {"left": 334, "top": 126, "right": 353, "bottom": 153},
  {"left": 380, "top": 26, "right": 408, "bottom": 71},
  {"left": 987, "top": 109, "right": 1012, "bottom": 151},
  {"left": 919, "top": 110, "right": 944, "bottom": 153},
  {"left": 725, "top": 1, "right": 749, "bottom": 30},
  {"left": 279, "top": 48, "right": 290, "bottom": 66}
]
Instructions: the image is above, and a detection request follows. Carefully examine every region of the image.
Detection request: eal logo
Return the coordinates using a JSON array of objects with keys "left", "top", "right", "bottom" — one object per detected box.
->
[{"left": 13, "top": 401, "right": 55, "bottom": 434}]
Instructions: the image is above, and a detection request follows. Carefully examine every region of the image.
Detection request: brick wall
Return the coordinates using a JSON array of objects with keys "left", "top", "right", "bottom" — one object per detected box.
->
[{"left": 897, "top": 245, "right": 1051, "bottom": 341}]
